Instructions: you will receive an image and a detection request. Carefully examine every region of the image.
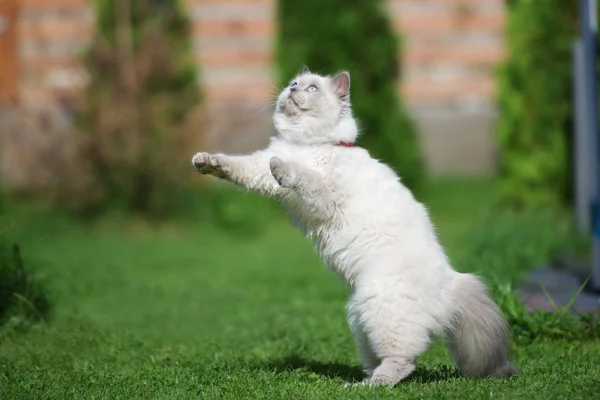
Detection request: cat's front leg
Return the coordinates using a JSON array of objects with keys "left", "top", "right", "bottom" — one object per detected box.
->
[
  {"left": 192, "top": 152, "right": 231, "bottom": 179},
  {"left": 269, "top": 157, "right": 337, "bottom": 219},
  {"left": 269, "top": 157, "right": 299, "bottom": 188},
  {"left": 192, "top": 151, "right": 282, "bottom": 196}
]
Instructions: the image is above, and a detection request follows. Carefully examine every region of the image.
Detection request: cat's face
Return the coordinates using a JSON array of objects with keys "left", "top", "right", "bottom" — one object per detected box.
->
[{"left": 273, "top": 67, "right": 353, "bottom": 145}]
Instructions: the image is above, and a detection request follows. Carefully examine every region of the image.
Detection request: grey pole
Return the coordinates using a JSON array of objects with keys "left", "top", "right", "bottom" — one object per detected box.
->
[
  {"left": 573, "top": 40, "right": 592, "bottom": 232},
  {"left": 580, "top": 0, "right": 600, "bottom": 292}
]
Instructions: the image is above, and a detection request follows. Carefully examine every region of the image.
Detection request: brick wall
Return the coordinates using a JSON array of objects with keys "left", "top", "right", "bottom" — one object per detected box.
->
[
  {"left": 391, "top": 0, "right": 506, "bottom": 174},
  {"left": 393, "top": 0, "right": 505, "bottom": 107},
  {"left": 6, "top": 0, "right": 507, "bottom": 174},
  {"left": 190, "top": 0, "right": 276, "bottom": 153},
  {"left": 17, "top": 0, "right": 91, "bottom": 101}
]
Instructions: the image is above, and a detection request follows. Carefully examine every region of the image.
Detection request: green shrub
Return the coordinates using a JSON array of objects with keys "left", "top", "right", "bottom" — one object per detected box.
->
[
  {"left": 0, "top": 195, "right": 50, "bottom": 328},
  {"left": 0, "top": 240, "right": 50, "bottom": 328},
  {"left": 496, "top": 1, "right": 578, "bottom": 209},
  {"left": 276, "top": 0, "right": 424, "bottom": 194},
  {"left": 71, "top": 0, "right": 202, "bottom": 217},
  {"left": 453, "top": 206, "right": 595, "bottom": 342}
]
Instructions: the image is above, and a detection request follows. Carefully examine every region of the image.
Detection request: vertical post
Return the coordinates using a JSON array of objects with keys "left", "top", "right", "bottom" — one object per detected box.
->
[
  {"left": 580, "top": 0, "right": 600, "bottom": 292},
  {"left": 573, "top": 40, "right": 592, "bottom": 232}
]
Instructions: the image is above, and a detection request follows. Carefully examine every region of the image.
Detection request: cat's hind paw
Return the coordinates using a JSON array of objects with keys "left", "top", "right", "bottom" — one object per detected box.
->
[{"left": 269, "top": 157, "right": 297, "bottom": 188}]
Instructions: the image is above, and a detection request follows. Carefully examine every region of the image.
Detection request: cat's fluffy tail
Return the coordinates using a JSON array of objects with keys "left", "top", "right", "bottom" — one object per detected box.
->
[{"left": 445, "top": 273, "right": 518, "bottom": 378}]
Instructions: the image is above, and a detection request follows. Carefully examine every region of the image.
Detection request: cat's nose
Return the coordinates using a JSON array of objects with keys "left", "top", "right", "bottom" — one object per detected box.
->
[{"left": 290, "top": 86, "right": 296, "bottom": 92}]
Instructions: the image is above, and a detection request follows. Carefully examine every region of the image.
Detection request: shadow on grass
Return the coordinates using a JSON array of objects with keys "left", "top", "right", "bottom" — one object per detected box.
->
[
  {"left": 259, "top": 354, "right": 364, "bottom": 381},
  {"left": 258, "top": 354, "right": 461, "bottom": 384},
  {"left": 404, "top": 365, "right": 461, "bottom": 384}
]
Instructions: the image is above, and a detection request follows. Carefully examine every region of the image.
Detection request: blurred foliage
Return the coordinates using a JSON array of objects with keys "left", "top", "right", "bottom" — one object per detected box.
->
[
  {"left": 496, "top": 0, "right": 579, "bottom": 209},
  {"left": 178, "top": 184, "right": 284, "bottom": 237},
  {"left": 456, "top": 208, "right": 588, "bottom": 283},
  {"left": 68, "top": 0, "right": 202, "bottom": 218},
  {"left": 276, "top": 0, "right": 424, "bottom": 194}
]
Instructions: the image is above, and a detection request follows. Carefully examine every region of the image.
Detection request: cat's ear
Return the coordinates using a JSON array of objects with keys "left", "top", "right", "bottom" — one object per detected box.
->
[
  {"left": 331, "top": 71, "right": 350, "bottom": 99},
  {"left": 300, "top": 65, "right": 311, "bottom": 75}
]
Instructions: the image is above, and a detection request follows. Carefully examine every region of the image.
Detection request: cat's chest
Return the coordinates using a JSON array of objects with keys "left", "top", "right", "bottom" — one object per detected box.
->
[{"left": 288, "top": 148, "right": 333, "bottom": 175}]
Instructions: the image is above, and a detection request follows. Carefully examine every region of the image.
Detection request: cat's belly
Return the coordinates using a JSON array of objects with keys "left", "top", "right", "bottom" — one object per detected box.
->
[
  {"left": 311, "top": 226, "right": 372, "bottom": 285},
  {"left": 282, "top": 204, "right": 354, "bottom": 272}
]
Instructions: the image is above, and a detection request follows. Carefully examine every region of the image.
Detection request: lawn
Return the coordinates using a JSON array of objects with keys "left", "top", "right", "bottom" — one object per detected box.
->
[{"left": 1, "top": 180, "right": 599, "bottom": 399}]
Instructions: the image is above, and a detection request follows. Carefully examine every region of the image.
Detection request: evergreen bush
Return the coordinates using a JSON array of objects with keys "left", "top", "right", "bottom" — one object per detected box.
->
[
  {"left": 74, "top": 0, "right": 202, "bottom": 217},
  {"left": 496, "top": 0, "right": 578, "bottom": 208},
  {"left": 276, "top": 0, "right": 424, "bottom": 193}
]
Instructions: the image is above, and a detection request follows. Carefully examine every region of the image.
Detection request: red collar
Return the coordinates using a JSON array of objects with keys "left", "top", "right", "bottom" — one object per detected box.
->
[{"left": 337, "top": 141, "right": 356, "bottom": 147}]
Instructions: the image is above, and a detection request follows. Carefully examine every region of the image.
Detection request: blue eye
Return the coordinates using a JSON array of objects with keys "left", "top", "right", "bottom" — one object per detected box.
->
[{"left": 307, "top": 85, "right": 317, "bottom": 93}]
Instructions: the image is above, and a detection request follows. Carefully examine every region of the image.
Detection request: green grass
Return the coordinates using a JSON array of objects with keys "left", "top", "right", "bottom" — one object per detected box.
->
[{"left": 1, "top": 180, "right": 599, "bottom": 399}]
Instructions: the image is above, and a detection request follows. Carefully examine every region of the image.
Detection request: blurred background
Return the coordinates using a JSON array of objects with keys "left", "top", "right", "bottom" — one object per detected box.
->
[
  {"left": 0, "top": 0, "right": 505, "bottom": 189},
  {"left": 0, "top": 1, "right": 599, "bottom": 397}
]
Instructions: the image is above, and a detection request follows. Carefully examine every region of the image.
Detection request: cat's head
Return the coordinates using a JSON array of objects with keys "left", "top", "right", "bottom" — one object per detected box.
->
[{"left": 273, "top": 66, "right": 358, "bottom": 145}]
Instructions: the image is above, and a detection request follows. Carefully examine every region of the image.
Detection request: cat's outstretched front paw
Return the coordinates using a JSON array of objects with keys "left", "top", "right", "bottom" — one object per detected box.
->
[
  {"left": 192, "top": 152, "right": 229, "bottom": 178},
  {"left": 269, "top": 157, "right": 297, "bottom": 188}
]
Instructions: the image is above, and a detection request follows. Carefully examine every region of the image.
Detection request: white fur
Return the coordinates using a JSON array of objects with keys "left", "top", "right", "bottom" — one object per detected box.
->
[{"left": 192, "top": 69, "right": 516, "bottom": 386}]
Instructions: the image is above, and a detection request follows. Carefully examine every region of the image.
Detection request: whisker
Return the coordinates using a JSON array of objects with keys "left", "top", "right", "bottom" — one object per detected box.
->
[
  {"left": 261, "top": 90, "right": 280, "bottom": 98},
  {"left": 259, "top": 96, "right": 280, "bottom": 105},
  {"left": 262, "top": 88, "right": 281, "bottom": 96},
  {"left": 253, "top": 102, "right": 277, "bottom": 115}
]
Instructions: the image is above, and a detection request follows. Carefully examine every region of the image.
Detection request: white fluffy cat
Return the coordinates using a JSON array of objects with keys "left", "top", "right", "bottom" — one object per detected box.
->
[{"left": 192, "top": 66, "right": 516, "bottom": 386}]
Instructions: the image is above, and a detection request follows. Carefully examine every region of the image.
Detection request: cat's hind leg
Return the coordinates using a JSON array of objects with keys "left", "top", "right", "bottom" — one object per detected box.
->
[
  {"left": 369, "top": 357, "right": 416, "bottom": 387},
  {"left": 347, "top": 308, "right": 380, "bottom": 379},
  {"left": 354, "top": 295, "right": 432, "bottom": 387}
]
